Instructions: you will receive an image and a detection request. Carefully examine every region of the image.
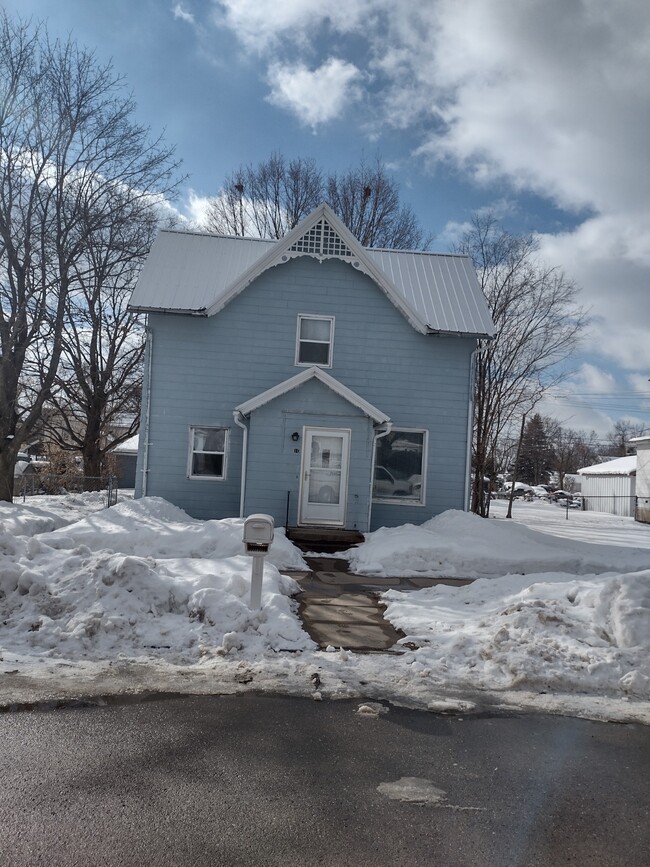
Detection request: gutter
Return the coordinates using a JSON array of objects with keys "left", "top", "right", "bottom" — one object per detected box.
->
[
  {"left": 368, "top": 421, "right": 393, "bottom": 531},
  {"left": 426, "top": 327, "right": 495, "bottom": 339},
  {"left": 233, "top": 411, "right": 249, "bottom": 519},
  {"left": 141, "top": 324, "right": 153, "bottom": 497},
  {"left": 464, "top": 346, "right": 478, "bottom": 511},
  {"left": 128, "top": 305, "right": 208, "bottom": 317}
]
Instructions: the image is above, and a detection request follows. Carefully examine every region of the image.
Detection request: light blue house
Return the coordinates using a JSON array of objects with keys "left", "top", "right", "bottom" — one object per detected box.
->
[{"left": 128, "top": 204, "right": 494, "bottom": 532}]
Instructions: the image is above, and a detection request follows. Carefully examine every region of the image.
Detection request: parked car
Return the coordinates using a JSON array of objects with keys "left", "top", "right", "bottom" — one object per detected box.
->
[{"left": 373, "top": 466, "right": 419, "bottom": 498}]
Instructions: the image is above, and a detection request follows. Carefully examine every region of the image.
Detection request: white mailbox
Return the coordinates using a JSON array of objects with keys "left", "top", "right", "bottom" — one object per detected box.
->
[
  {"left": 243, "top": 514, "right": 274, "bottom": 610},
  {"left": 243, "top": 514, "right": 275, "bottom": 554}
]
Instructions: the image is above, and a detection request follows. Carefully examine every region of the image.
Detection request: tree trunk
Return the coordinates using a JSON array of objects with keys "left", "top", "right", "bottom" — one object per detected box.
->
[
  {"left": 0, "top": 444, "right": 18, "bottom": 502},
  {"left": 507, "top": 414, "right": 527, "bottom": 519},
  {"left": 82, "top": 450, "right": 103, "bottom": 491}
]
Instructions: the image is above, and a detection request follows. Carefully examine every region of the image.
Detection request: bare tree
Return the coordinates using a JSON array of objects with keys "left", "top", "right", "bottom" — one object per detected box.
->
[
  {"left": 41, "top": 200, "right": 158, "bottom": 486},
  {"left": 456, "top": 214, "right": 589, "bottom": 515},
  {"left": 0, "top": 13, "right": 180, "bottom": 500},
  {"left": 326, "top": 157, "right": 430, "bottom": 249},
  {"left": 206, "top": 154, "right": 322, "bottom": 238},
  {"left": 205, "top": 153, "right": 428, "bottom": 249},
  {"left": 606, "top": 418, "right": 647, "bottom": 456},
  {"left": 544, "top": 419, "right": 599, "bottom": 487}
]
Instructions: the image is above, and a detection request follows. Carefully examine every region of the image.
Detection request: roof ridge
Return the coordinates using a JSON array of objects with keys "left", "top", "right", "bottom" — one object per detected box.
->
[
  {"left": 368, "top": 247, "right": 470, "bottom": 258},
  {"left": 159, "top": 228, "right": 274, "bottom": 244}
]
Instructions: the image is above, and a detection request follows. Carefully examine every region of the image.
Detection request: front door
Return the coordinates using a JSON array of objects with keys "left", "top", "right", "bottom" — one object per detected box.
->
[{"left": 299, "top": 427, "right": 350, "bottom": 526}]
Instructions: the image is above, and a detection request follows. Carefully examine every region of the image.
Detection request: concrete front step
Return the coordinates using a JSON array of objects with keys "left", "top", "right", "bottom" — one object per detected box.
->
[{"left": 286, "top": 527, "right": 364, "bottom": 553}]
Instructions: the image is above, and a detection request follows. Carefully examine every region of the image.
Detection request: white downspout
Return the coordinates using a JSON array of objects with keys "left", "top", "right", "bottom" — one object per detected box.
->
[
  {"left": 233, "top": 410, "right": 248, "bottom": 519},
  {"left": 141, "top": 324, "right": 153, "bottom": 497},
  {"left": 464, "top": 346, "right": 478, "bottom": 511},
  {"left": 368, "top": 421, "right": 392, "bottom": 531}
]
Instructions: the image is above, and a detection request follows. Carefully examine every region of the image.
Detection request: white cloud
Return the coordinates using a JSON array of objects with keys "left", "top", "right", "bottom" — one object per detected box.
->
[
  {"left": 213, "top": 0, "right": 650, "bottom": 379},
  {"left": 186, "top": 190, "right": 212, "bottom": 227},
  {"left": 214, "top": 0, "right": 376, "bottom": 52},
  {"left": 266, "top": 59, "right": 362, "bottom": 128},
  {"left": 572, "top": 364, "right": 617, "bottom": 395},
  {"left": 172, "top": 3, "right": 195, "bottom": 25},
  {"left": 628, "top": 373, "right": 650, "bottom": 395}
]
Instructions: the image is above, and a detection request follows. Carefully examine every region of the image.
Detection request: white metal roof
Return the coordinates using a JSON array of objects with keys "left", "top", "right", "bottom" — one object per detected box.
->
[
  {"left": 111, "top": 434, "right": 140, "bottom": 454},
  {"left": 129, "top": 206, "right": 495, "bottom": 337},
  {"left": 578, "top": 455, "right": 637, "bottom": 476}
]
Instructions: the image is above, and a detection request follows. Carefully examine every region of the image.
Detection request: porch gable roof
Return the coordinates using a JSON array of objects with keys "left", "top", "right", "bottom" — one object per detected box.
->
[{"left": 234, "top": 367, "right": 391, "bottom": 425}]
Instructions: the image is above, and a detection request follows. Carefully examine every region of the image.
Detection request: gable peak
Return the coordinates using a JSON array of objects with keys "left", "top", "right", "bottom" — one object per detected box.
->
[{"left": 287, "top": 216, "right": 353, "bottom": 260}]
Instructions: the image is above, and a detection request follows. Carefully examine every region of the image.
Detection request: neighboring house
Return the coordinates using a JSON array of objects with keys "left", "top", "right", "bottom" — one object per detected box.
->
[
  {"left": 128, "top": 204, "right": 494, "bottom": 532},
  {"left": 630, "top": 436, "right": 650, "bottom": 524},
  {"left": 577, "top": 455, "right": 637, "bottom": 518},
  {"left": 111, "top": 434, "right": 139, "bottom": 489},
  {"left": 13, "top": 453, "right": 38, "bottom": 479}
]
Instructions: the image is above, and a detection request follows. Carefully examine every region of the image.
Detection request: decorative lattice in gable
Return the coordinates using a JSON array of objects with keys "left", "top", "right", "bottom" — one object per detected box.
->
[{"left": 288, "top": 218, "right": 353, "bottom": 259}]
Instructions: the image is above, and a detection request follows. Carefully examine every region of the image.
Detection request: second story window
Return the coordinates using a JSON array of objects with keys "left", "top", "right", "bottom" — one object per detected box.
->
[{"left": 296, "top": 315, "right": 334, "bottom": 367}]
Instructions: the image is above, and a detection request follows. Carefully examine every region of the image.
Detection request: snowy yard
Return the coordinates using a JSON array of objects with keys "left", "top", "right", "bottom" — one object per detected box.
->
[{"left": 1, "top": 493, "right": 649, "bottom": 724}]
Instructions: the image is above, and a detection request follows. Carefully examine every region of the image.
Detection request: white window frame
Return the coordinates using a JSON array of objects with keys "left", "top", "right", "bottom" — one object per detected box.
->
[
  {"left": 295, "top": 314, "right": 335, "bottom": 368},
  {"left": 187, "top": 426, "right": 228, "bottom": 481},
  {"left": 372, "top": 427, "right": 428, "bottom": 506}
]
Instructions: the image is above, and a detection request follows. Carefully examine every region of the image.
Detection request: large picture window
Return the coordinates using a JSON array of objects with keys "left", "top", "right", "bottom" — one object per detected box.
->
[
  {"left": 296, "top": 315, "right": 334, "bottom": 367},
  {"left": 188, "top": 427, "right": 227, "bottom": 479},
  {"left": 373, "top": 429, "right": 426, "bottom": 504}
]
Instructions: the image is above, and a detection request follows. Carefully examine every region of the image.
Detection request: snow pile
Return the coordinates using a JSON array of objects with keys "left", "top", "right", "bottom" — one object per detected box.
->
[
  {"left": 347, "top": 510, "right": 650, "bottom": 578},
  {"left": 2, "top": 494, "right": 649, "bottom": 723},
  {"left": 0, "top": 496, "right": 312, "bottom": 663},
  {"left": 0, "top": 491, "right": 107, "bottom": 536},
  {"left": 383, "top": 571, "right": 650, "bottom": 699},
  {"left": 36, "top": 497, "right": 307, "bottom": 570}
]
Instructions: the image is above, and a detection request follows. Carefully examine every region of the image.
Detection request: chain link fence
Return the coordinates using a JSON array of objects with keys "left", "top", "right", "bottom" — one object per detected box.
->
[{"left": 17, "top": 473, "right": 119, "bottom": 508}]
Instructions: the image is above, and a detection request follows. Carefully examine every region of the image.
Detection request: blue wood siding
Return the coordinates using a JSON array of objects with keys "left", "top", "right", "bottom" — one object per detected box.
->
[
  {"left": 244, "top": 377, "right": 374, "bottom": 530},
  {"left": 137, "top": 255, "right": 476, "bottom": 529}
]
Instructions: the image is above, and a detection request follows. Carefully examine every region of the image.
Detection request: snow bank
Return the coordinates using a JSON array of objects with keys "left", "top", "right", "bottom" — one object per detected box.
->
[
  {"left": 383, "top": 570, "right": 650, "bottom": 699},
  {"left": 2, "top": 494, "right": 649, "bottom": 723},
  {"left": 347, "top": 510, "right": 650, "bottom": 578},
  {"left": 0, "top": 491, "right": 107, "bottom": 536},
  {"left": 35, "top": 497, "right": 307, "bottom": 571},
  {"left": 0, "top": 495, "right": 312, "bottom": 663},
  {"left": 0, "top": 538, "right": 312, "bottom": 662}
]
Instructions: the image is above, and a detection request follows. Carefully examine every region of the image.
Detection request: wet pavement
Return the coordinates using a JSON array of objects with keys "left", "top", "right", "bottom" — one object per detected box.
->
[
  {"left": 2, "top": 693, "right": 648, "bottom": 867},
  {"left": 292, "top": 557, "right": 472, "bottom": 652}
]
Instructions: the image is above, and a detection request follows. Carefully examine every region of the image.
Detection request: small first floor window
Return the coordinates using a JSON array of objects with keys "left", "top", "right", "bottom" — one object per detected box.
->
[
  {"left": 189, "top": 426, "right": 227, "bottom": 479},
  {"left": 373, "top": 429, "right": 426, "bottom": 504}
]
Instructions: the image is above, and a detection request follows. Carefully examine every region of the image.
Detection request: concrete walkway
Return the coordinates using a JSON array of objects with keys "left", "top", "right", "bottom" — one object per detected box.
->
[{"left": 291, "top": 557, "right": 472, "bottom": 652}]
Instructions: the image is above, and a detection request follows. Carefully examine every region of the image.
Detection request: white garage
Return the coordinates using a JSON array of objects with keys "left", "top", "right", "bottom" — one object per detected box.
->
[{"left": 577, "top": 455, "right": 637, "bottom": 518}]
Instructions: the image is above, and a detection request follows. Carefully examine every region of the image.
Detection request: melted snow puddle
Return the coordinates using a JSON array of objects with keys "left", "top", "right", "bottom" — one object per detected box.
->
[{"left": 378, "top": 777, "right": 485, "bottom": 811}]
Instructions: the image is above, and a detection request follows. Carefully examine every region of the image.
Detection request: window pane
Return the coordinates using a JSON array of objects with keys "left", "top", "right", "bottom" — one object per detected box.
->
[
  {"left": 300, "top": 318, "right": 331, "bottom": 341},
  {"left": 193, "top": 428, "right": 225, "bottom": 452},
  {"left": 373, "top": 431, "right": 424, "bottom": 502},
  {"left": 192, "top": 453, "right": 224, "bottom": 477},
  {"left": 299, "top": 341, "right": 330, "bottom": 364}
]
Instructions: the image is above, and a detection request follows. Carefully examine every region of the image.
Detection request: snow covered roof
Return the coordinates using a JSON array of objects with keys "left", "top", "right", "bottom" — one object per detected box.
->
[
  {"left": 111, "top": 434, "right": 139, "bottom": 454},
  {"left": 577, "top": 455, "right": 637, "bottom": 476},
  {"left": 129, "top": 204, "right": 495, "bottom": 338}
]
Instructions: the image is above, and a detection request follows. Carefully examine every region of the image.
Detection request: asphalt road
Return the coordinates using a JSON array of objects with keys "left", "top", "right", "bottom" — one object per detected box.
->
[{"left": 1, "top": 694, "right": 648, "bottom": 867}]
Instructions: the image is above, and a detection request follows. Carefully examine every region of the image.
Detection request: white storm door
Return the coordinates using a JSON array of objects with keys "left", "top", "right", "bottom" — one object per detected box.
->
[{"left": 299, "top": 428, "right": 350, "bottom": 525}]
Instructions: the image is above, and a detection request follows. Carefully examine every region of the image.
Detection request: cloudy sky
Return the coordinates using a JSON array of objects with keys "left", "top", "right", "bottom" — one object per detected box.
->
[{"left": 6, "top": 0, "right": 650, "bottom": 435}]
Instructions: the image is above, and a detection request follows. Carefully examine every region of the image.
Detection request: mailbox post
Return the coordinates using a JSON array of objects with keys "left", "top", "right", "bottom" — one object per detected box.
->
[{"left": 243, "top": 514, "right": 274, "bottom": 609}]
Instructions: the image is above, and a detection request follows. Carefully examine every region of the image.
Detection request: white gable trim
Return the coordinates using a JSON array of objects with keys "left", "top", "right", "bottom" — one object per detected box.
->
[
  {"left": 205, "top": 204, "right": 427, "bottom": 334},
  {"left": 235, "top": 366, "right": 391, "bottom": 425}
]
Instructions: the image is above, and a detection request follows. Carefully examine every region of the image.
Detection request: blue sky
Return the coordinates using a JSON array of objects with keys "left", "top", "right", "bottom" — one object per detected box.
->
[{"left": 5, "top": 0, "right": 650, "bottom": 436}]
